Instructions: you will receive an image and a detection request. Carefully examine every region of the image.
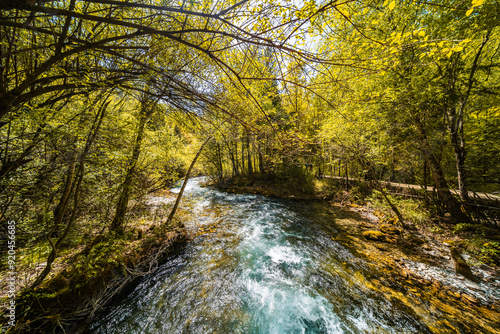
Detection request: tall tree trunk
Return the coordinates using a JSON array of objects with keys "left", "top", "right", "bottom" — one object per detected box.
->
[
  {"left": 166, "top": 137, "right": 211, "bottom": 224},
  {"left": 227, "top": 139, "right": 237, "bottom": 177},
  {"left": 110, "top": 103, "right": 149, "bottom": 234},
  {"left": 415, "top": 118, "right": 471, "bottom": 223},
  {"left": 246, "top": 133, "right": 253, "bottom": 175},
  {"left": 217, "top": 142, "right": 224, "bottom": 181},
  {"left": 241, "top": 136, "right": 245, "bottom": 173},
  {"left": 230, "top": 147, "right": 236, "bottom": 177},
  {"left": 233, "top": 140, "right": 239, "bottom": 175},
  {"left": 258, "top": 142, "right": 265, "bottom": 175},
  {"left": 449, "top": 111, "right": 468, "bottom": 201}
]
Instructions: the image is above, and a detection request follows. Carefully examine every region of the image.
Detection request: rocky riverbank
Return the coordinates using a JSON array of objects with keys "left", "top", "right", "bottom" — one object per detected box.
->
[
  {"left": 331, "top": 205, "right": 500, "bottom": 333},
  {"left": 212, "top": 176, "right": 500, "bottom": 332}
]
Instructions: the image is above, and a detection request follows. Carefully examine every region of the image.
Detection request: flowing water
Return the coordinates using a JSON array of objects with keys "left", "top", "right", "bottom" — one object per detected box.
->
[{"left": 86, "top": 178, "right": 496, "bottom": 334}]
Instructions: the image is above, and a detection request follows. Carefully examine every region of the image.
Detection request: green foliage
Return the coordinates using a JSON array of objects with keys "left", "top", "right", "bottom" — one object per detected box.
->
[
  {"left": 453, "top": 223, "right": 479, "bottom": 233},
  {"left": 313, "top": 179, "right": 341, "bottom": 199},
  {"left": 368, "top": 191, "right": 430, "bottom": 225},
  {"left": 348, "top": 183, "right": 373, "bottom": 204},
  {"left": 478, "top": 241, "right": 500, "bottom": 265},
  {"left": 466, "top": 108, "right": 500, "bottom": 193},
  {"left": 71, "top": 238, "right": 127, "bottom": 287},
  {"left": 278, "top": 166, "right": 315, "bottom": 194}
]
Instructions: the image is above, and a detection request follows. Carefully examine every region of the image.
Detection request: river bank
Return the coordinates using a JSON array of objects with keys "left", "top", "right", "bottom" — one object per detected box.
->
[{"left": 0, "top": 190, "right": 189, "bottom": 334}]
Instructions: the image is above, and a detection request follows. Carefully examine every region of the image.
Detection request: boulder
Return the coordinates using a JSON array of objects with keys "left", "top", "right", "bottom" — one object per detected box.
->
[{"left": 450, "top": 247, "right": 479, "bottom": 283}]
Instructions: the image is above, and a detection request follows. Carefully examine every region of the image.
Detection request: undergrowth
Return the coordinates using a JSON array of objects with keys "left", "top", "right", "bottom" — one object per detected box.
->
[{"left": 367, "top": 190, "right": 430, "bottom": 226}]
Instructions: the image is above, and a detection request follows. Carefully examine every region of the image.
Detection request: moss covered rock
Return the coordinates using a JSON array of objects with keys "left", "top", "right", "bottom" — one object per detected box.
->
[
  {"left": 380, "top": 224, "right": 402, "bottom": 236},
  {"left": 406, "top": 234, "right": 425, "bottom": 246},
  {"left": 362, "top": 230, "right": 386, "bottom": 241},
  {"left": 450, "top": 247, "right": 478, "bottom": 283}
]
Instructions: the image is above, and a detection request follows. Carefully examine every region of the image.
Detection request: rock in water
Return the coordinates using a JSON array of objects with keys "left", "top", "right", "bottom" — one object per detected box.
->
[{"left": 450, "top": 247, "right": 478, "bottom": 283}]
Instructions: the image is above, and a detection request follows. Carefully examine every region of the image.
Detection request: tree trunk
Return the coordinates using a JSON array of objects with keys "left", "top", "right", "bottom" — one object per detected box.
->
[
  {"left": 110, "top": 104, "right": 149, "bottom": 234},
  {"left": 233, "top": 140, "right": 239, "bottom": 175},
  {"left": 217, "top": 142, "right": 224, "bottom": 181},
  {"left": 415, "top": 118, "right": 471, "bottom": 223},
  {"left": 227, "top": 140, "right": 237, "bottom": 177},
  {"left": 166, "top": 137, "right": 211, "bottom": 224},
  {"left": 450, "top": 115, "right": 468, "bottom": 201},
  {"left": 246, "top": 133, "right": 253, "bottom": 175},
  {"left": 241, "top": 136, "right": 245, "bottom": 173},
  {"left": 258, "top": 143, "right": 265, "bottom": 175}
]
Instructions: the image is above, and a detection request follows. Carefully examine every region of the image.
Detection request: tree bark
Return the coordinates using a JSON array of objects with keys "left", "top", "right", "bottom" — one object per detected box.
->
[
  {"left": 110, "top": 102, "right": 149, "bottom": 234},
  {"left": 415, "top": 117, "right": 471, "bottom": 223},
  {"left": 246, "top": 133, "right": 253, "bottom": 175},
  {"left": 450, "top": 110, "right": 469, "bottom": 201}
]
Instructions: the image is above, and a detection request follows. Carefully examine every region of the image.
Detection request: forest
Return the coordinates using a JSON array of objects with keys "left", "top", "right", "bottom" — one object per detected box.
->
[{"left": 1, "top": 0, "right": 500, "bottom": 333}]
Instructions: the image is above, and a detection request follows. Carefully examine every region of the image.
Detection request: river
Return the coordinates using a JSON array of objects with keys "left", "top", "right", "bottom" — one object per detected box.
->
[{"left": 85, "top": 178, "right": 499, "bottom": 333}]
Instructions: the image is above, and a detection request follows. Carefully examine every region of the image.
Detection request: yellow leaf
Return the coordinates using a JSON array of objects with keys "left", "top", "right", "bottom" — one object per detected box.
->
[
  {"left": 472, "top": 0, "right": 486, "bottom": 7},
  {"left": 388, "top": 1, "right": 396, "bottom": 10},
  {"left": 418, "top": 31, "right": 425, "bottom": 37},
  {"left": 466, "top": 8, "right": 474, "bottom": 16}
]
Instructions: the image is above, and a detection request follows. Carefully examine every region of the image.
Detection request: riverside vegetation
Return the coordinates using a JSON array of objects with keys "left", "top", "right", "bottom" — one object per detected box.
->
[{"left": 1, "top": 0, "right": 499, "bottom": 333}]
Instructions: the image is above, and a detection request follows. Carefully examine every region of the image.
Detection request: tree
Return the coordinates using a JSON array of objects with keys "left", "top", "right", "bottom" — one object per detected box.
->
[
  {"left": 110, "top": 93, "right": 153, "bottom": 235},
  {"left": 313, "top": 0, "right": 499, "bottom": 223}
]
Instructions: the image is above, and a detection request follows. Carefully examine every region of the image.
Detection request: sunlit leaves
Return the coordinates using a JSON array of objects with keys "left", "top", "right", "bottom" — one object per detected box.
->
[{"left": 467, "top": 0, "right": 488, "bottom": 16}]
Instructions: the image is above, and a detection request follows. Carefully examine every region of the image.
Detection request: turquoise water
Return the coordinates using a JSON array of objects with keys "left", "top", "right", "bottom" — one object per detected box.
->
[{"left": 86, "top": 178, "right": 432, "bottom": 333}]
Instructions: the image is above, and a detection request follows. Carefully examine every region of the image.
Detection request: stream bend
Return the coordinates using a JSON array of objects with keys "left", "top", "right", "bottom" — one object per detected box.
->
[{"left": 87, "top": 178, "right": 444, "bottom": 334}]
